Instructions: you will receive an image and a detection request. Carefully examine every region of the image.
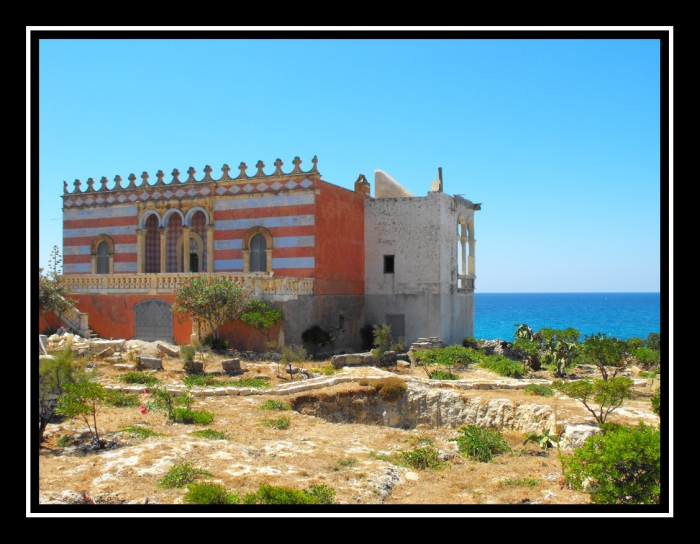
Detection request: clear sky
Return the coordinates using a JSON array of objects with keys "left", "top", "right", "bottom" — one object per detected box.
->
[{"left": 32, "top": 30, "right": 668, "bottom": 293}]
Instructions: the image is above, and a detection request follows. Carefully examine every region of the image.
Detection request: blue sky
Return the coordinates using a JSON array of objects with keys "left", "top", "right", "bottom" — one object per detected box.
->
[{"left": 33, "top": 31, "right": 667, "bottom": 293}]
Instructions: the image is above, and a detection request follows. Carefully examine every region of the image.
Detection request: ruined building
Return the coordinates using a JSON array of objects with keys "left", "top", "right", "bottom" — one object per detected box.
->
[{"left": 56, "top": 157, "right": 479, "bottom": 351}]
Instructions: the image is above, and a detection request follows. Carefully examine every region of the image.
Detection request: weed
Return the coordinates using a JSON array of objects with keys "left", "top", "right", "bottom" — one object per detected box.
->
[
  {"left": 395, "top": 444, "right": 447, "bottom": 470},
  {"left": 523, "top": 428, "right": 558, "bottom": 450},
  {"left": 523, "top": 384, "right": 554, "bottom": 397},
  {"left": 312, "top": 365, "right": 337, "bottom": 376},
  {"left": 179, "top": 344, "right": 196, "bottom": 364},
  {"left": 336, "top": 457, "right": 357, "bottom": 468},
  {"left": 429, "top": 369, "right": 460, "bottom": 380},
  {"left": 183, "top": 374, "right": 229, "bottom": 387},
  {"left": 184, "top": 482, "right": 239, "bottom": 504},
  {"left": 368, "top": 450, "right": 391, "bottom": 461},
  {"left": 261, "top": 416, "right": 290, "bottom": 430},
  {"left": 477, "top": 354, "right": 528, "bottom": 378},
  {"left": 449, "top": 425, "right": 512, "bottom": 462},
  {"left": 158, "top": 461, "right": 213, "bottom": 489},
  {"left": 117, "top": 372, "right": 160, "bottom": 386},
  {"left": 259, "top": 399, "right": 291, "bottom": 411},
  {"left": 105, "top": 392, "right": 140, "bottom": 407},
  {"left": 189, "top": 429, "right": 228, "bottom": 440},
  {"left": 639, "top": 371, "right": 658, "bottom": 379},
  {"left": 229, "top": 377, "right": 270, "bottom": 389},
  {"left": 56, "top": 435, "right": 72, "bottom": 447},
  {"left": 174, "top": 408, "right": 215, "bottom": 425},
  {"left": 500, "top": 477, "right": 540, "bottom": 487},
  {"left": 118, "top": 425, "right": 163, "bottom": 439},
  {"left": 242, "top": 483, "right": 336, "bottom": 504}
]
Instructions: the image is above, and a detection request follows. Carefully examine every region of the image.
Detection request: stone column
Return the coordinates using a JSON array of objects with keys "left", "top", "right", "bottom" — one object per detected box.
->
[
  {"left": 183, "top": 227, "right": 192, "bottom": 273},
  {"left": 242, "top": 249, "right": 250, "bottom": 273},
  {"left": 136, "top": 228, "right": 144, "bottom": 273},
  {"left": 109, "top": 254, "right": 114, "bottom": 275},
  {"left": 90, "top": 254, "right": 97, "bottom": 275},
  {"left": 206, "top": 224, "right": 214, "bottom": 273},
  {"left": 468, "top": 239, "right": 476, "bottom": 276},
  {"left": 159, "top": 228, "right": 167, "bottom": 274},
  {"left": 265, "top": 249, "right": 273, "bottom": 273}
]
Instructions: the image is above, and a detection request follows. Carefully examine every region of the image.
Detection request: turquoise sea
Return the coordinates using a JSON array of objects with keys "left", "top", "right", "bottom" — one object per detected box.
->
[{"left": 474, "top": 293, "right": 662, "bottom": 342}]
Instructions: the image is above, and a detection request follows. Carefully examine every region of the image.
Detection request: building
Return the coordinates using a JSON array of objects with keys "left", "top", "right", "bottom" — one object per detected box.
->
[{"left": 55, "top": 156, "right": 479, "bottom": 351}]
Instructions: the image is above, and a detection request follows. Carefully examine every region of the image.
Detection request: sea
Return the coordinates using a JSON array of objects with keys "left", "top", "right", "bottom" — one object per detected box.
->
[{"left": 474, "top": 292, "right": 662, "bottom": 342}]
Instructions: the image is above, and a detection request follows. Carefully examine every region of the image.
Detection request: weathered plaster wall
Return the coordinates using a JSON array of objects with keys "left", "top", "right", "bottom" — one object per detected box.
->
[{"left": 364, "top": 191, "right": 476, "bottom": 346}]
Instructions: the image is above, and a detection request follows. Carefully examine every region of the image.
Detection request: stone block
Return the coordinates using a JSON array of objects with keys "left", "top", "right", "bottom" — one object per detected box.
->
[
  {"left": 157, "top": 343, "right": 179, "bottom": 357},
  {"left": 650, "top": 376, "right": 660, "bottom": 392},
  {"left": 222, "top": 358, "right": 242, "bottom": 373},
  {"left": 202, "top": 388, "right": 215, "bottom": 396},
  {"left": 237, "top": 388, "right": 254, "bottom": 396},
  {"left": 225, "top": 387, "right": 240, "bottom": 396},
  {"left": 139, "top": 357, "right": 163, "bottom": 370},
  {"left": 214, "top": 388, "right": 227, "bottom": 396},
  {"left": 397, "top": 360, "right": 411, "bottom": 368}
]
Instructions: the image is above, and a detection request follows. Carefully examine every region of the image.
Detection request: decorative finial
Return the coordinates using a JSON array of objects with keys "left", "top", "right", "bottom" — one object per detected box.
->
[
  {"left": 155, "top": 170, "right": 165, "bottom": 186},
  {"left": 113, "top": 175, "right": 122, "bottom": 190},
  {"left": 140, "top": 172, "right": 150, "bottom": 188},
  {"left": 255, "top": 160, "right": 266, "bottom": 177},
  {"left": 236, "top": 162, "right": 248, "bottom": 180},
  {"left": 273, "top": 158, "right": 284, "bottom": 176},
  {"left": 63, "top": 180, "right": 68, "bottom": 194},
  {"left": 291, "top": 156, "right": 303, "bottom": 174},
  {"left": 202, "top": 165, "right": 214, "bottom": 182},
  {"left": 171, "top": 169, "right": 181, "bottom": 184},
  {"left": 86, "top": 178, "right": 95, "bottom": 192},
  {"left": 73, "top": 179, "right": 82, "bottom": 193},
  {"left": 127, "top": 173, "right": 137, "bottom": 189},
  {"left": 221, "top": 164, "right": 232, "bottom": 181},
  {"left": 309, "top": 155, "right": 319, "bottom": 173},
  {"left": 185, "top": 166, "right": 197, "bottom": 183},
  {"left": 99, "top": 176, "right": 109, "bottom": 191}
]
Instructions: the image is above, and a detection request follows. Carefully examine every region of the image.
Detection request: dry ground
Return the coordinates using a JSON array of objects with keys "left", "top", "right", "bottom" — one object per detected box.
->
[{"left": 37, "top": 348, "right": 659, "bottom": 507}]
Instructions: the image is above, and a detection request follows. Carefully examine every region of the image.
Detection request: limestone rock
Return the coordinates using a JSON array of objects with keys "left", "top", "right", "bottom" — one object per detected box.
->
[
  {"left": 374, "top": 170, "right": 414, "bottom": 198},
  {"left": 559, "top": 424, "right": 602, "bottom": 450},
  {"left": 157, "top": 343, "right": 179, "bottom": 357}
]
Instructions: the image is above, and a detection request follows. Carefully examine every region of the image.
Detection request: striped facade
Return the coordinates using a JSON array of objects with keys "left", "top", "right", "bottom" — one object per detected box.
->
[{"left": 63, "top": 205, "right": 138, "bottom": 274}]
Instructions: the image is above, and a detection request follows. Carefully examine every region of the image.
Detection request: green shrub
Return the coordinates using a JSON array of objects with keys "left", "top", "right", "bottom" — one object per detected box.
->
[
  {"left": 429, "top": 369, "right": 459, "bottom": 380},
  {"left": 259, "top": 399, "right": 291, "bottom": 411},
  {"left": 158, "top": 461, "right": 213, "bottom": 489},
  {"left": 523, "top": 428, "right": 557, "bottom": 450},
  {"left": 462, "top": 337, "right": 480, "bottom": 349},
  {"left": 55, "top": 381, "right": 119, "bottom": 449},
  {"left": 242, "top": 483, "right": 336, "bottom": 504},
  {"left": 117, "top": 372, "right": 160, "bottom": 386},
  {"left": 118, "top": 425, "right": 163, "bottom": 439},
  {"left": 105, "top": 392, "right": 140, "bottom": 407},
  {"left": 312, "top": 365, "right": 337, "bottom": 376},
  {"left": 261, "top": 416, "right": 290, "bottom": 430},
  {"left": 392, "top": 336, "right": 406, "bottom": 352},
  {"left": 560, "top": 422, "right": 660, "bottom": 504},
  {"left": 179, "top": 344, "right": 196, "bottom": 364},
  {"left": 395, "top": 444, "right": 447, "bottom": 470},
  {"left": 182, "top": 374, "right": 229, "bottom": 387},
  {"left": 500, "top": 477, "right": 540, "bottom": 487},
  {"left": 651, "top": 389, "right": 660, "bottom": 416},
  {"left": 523, "top": 384, "right": 554, "bottom": 397},
  {"left": 301, "top": 325, "right": 333, "bottom": 357},
  {"left": 173, "top": 407, "right": 215, "bottom": 425},
  {"left": 478, "top": 354, "right": 528, "bottom": 378},
  {"left": 639, "top": 371, "right": 658, "bottom": 379},
  {"left": 202, "top": 335, "right": 229, "bottom": 351},
  {"left": 190, "top": 429, "right": 227, "bottom": 440},
  {"left": 372, "top": 324, "right": 393, "bottom": 354},
  {"left": 449, "top": 425, "right": 512, "bottom": 462},
  {"left": 184, "top": 482, "right": 239, "bottom": 504},
  {"left": 56, "top": 435, "right": 73, "bottom": 447}
]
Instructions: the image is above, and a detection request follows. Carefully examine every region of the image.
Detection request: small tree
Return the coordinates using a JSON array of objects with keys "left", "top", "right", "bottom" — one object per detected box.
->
[
  {"left": 371, "top": 324, "right": 392, "bottom": 358},
  {"left": 560, "top": 421, "right": 660, "bottom": 504},
  {"left": 39, "top": 247, "right": 77, "bottom": 334},
  {"left": 280, "top": 344, "right": 308, "bottom": 381},
  {"left": 539, "top": 327, "right": 580, "bottom": 378},
  {"left": 301, "top": 325, "right": 332, "bottom": 358},
  {"left": 55, "top": 381, "right": 118, "bottom": 448},
  {"left": 239, "top": 299, "right": 284, "bottom": 348},
  {"left": 39, "top": 347, "right": 75, "bottom": 444},
  {"left": 553, "top": 377, "right": 633, "bottom": 425},
  {"left": 579, "top": 333, "right": 630, "bottom": 381},
  {"left": 512, "top": 323, "right": 542, "bottom": 370},
  {"left": 172, "top": 275, "right": 248, "bottom": 340}
]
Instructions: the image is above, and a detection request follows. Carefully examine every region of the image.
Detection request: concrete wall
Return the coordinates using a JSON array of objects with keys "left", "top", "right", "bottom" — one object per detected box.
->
[{"left": 364, "top": 191, "right": 476, "bottom": 346}]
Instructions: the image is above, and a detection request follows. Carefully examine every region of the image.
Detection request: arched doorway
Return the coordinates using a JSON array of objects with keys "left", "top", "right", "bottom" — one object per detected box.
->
[{"left": 133, "top": 299, "right": 173, "bottom": 342}]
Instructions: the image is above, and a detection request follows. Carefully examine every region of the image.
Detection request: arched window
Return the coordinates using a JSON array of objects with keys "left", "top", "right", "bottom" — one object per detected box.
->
[
  {"left": 176, "top": 232, "right": 204, "bottom": 273},
  {"left": 242, "top": 226, "right": 273, "bottom": 273},
  {"left": 250, "top": 233, "right": 267, "bottom": 272},
  {"left": 144, "top": 214, "right": 161, "bottom": 273},
  {"left": 96, "top": 241, "right": 110, "bottom": 274}
]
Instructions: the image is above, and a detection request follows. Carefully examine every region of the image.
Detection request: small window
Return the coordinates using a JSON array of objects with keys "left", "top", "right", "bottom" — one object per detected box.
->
[
  {"left": 96, "top": 241, "right": 109, "bottom": 275},
  {"left": 383, "top": 255, "right": 395, "bottom": 274}
]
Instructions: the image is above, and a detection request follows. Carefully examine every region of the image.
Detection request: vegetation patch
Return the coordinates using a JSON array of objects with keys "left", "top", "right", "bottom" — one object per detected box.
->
[
  {"left": 429, "top": 369, "right": 460, "bottom": 380},
  {"left": 651, "top": 389, "right": 660, "bottom": 416},
  {"left": 158, "top": 461, "right": 213, "bottom": 489},
  {"left": 229, "top": 377, "right": 270, "bottom": 389},
  {"left": 259, "top": 399, "right": 291, "bottom": 411},
  {"left": 449, "top": 425, "right": 512, "bottom": 462},
  {"left": 477, "top": 354, "right": 528, "bottom": 378},
  {"left": 359, "top": 376, "right": 407, "bottom": 402},
  {"left": 261, "top": 416, "right": 290, "bottom": 430},
  {"left": 523, "top": 384, "right": 554, "bottom": 397},
  {"left": 117, "top": 371, "right": 160, "bottom": 386},
  {"left": 242, "top": 483, "right": 336, "bottom": 504},
  {"left": 499, "top": 477, "right": 540, "bottom": 487},
  {"left": 182, "top": 374, "right": 230, "bottom": 387},
  {"left": 189, "top": 429, "right": 228, "bottom": 440},
  {"left": 312, "top": 365, "right": 338, "bottom": 376},
  {"left": 184, "top": 482, "right": 239, "bottom": 504},
  {"left": 118, "top": 425, "right": 163, "bottom": 439},
  {"left": 173, "top": 408, "right": 215, "bottom": 425},
  {"left": 105, "top": 392, "right": 140, "bottom": 407}
]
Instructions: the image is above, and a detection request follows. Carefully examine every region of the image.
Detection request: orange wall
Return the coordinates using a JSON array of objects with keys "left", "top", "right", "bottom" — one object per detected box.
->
[{"left": 314, "top": 180, "right": 367, "bottom": 295}]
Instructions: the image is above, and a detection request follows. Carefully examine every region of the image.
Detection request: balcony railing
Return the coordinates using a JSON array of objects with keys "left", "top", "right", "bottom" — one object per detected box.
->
[{"left": 61, "top": 273, "right": 314, "bottom": 299}]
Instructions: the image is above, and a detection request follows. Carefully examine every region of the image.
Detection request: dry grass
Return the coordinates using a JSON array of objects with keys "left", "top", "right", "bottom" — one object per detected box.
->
[{"left": 38, "top": 351, "right": 658, "bottom": 505}]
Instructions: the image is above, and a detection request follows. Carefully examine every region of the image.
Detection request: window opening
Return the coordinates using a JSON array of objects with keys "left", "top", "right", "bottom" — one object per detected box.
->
[
  {"left": 250, "top": 233, "right": 267, "bottom": 272},
  {"left": 96, "top": 241, "right": 109, "bottom": 274},
  {"left": 383, "top": 255, "right": 395, "bottom": 274}
]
